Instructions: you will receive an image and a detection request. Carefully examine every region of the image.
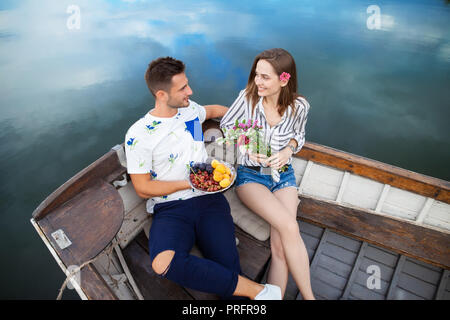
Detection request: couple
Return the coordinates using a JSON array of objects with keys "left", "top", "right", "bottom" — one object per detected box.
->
[{"left": 124, "top": 48, "right": 315, "bottom": 300}]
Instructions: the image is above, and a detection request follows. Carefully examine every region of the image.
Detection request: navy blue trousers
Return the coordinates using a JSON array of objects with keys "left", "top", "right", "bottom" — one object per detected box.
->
[{"left": 148, "top": 193, "right": 241, "bottom": 298}]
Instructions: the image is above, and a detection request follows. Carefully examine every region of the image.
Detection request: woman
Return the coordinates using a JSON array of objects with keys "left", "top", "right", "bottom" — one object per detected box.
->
[{"left": 220, "top": 48, "right": 315, "bottom": 300}]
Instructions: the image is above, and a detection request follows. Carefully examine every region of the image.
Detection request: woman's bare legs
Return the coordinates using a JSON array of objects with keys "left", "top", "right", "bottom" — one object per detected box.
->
[
  {"left": 236, "top": 183, "right": 315, "bottom": 300},
  {"left": 266, "top": 187, "right": 299, "bottom": 296}
]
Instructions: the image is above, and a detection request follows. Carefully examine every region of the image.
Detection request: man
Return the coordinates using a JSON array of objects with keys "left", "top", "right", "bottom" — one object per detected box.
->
[{"left": 124, "top": 56, "right": 281, "bottom": 299}]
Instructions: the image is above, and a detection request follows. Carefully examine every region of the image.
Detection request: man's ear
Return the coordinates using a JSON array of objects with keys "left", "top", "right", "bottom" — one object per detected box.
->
[{"left": 155, "top": 89, "right": 168, "bottom": 101}]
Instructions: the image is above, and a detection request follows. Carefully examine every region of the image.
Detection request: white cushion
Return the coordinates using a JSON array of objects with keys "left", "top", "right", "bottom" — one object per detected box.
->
[{"left": 223, "top": 187, "right": 271, "bottom": 242}]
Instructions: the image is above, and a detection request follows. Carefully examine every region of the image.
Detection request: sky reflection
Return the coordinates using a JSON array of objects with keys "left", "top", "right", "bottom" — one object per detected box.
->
[{"left": 0, "top": 0, "right": 449, "bottom": 299}]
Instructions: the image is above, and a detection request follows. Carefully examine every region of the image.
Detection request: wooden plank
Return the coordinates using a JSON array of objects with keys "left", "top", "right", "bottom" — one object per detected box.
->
[
  {"left": 435, "top": 270, "right": 449, "bottom": 300},
  {"left": 121, "top": 240, "right": 193, "bottom": 300},
  {"left": 341, "top": 242, "right": 368, "bottom": 299},
  {"left": 402, "top": 259, "right": 442, "bottom": 285},
  {"left": 37, "top": 181, "right": 124, "bottom": 300},
  {"left": 33, "top": 148, "right": 126, "bottom": 220},
  {"left": 298, "top": 220, "right": 324, "bottom": 238},
  {"left": 382, "top": 187, "right": 427, "bottom": 221},
  {"left": 38, "top": 181, "right": 124, "bottom": 264},
  {"left": 38, "top": 229, "right": 118, "bottom": 300},
  {"left": 298, "top": 160, "right": 313, "bottom": 194},
  {"left": 392, "top": 287, "right": 425, "bottom": 300},
  {"left": 309, "top": 278, "right": 342, "bottom": 300},
  {"left": 341, "top": 174, "right": 384, "bottom": 210},
  {"left": 301, "top": 233, "right": 321, "bottom": 254},
  {"left": 296, "top": 142, "right": 450, "bottom": 204},
  {"left": 386, "top": 255, "right": 407, "bottom": 299},
  {"left": 397, "top": 272, "right": 437, "bottom": 300},
  {"left": 297, "top": 196, "right": 450, "bottom": 269},
  {"left": 301, "top": 164, "right": 343, "bottom": 201},
  {"left": 364, "top": 245, "right": 398, "bottom": 268},
  {"left": 349, "top": 282, "right": 385, "bottom": 300},
  {"left": 424, "top": 200, "right": 450, "bottom": 230},
  {"left": 317, "top": 253, "right": 354, "bottom": 279},
  {"left": 336, "top": 172, "right": 350, "bottom": 203},
  {"left": 326, "top": 231, "right": 361, "bottom": 253},
  {"left": 322, "top": 243, "right": 358, "bottom": 265},
  {"left": 308, "top": 229, "right": 329, "bottom": 275},
  {"left": 375, "top": 185, "right": 390, "bottom": 212},
  {"left": 314, "top": 265, "right": 348, "bottom": 290},
  {"left": 415, "top": 198, "right": 434, "bottom": 224},
  {"left": 234, "top": 226, "right": 271, "bottom": 282},
  {"left": 296, "top": 228, "right": 328, "bottom": 300}
]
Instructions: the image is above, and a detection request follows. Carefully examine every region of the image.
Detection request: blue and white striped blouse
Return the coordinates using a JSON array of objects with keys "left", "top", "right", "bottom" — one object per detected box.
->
[{"left": 220, "top": 89, "right": 310, "bottom": 166}]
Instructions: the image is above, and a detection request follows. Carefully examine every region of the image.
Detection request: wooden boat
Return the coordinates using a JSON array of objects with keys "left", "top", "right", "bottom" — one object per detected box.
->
[{"left": 31, "top": 119, "right": 450, "bottom": 300}]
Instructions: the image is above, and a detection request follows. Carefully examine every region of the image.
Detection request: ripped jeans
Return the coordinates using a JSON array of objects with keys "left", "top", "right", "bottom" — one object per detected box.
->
[
  {"left": 235, "top": 164, "right": 298, "bottom": 192},
  {"left": 148, "top": 193, "right": 241, "bottom": 298}
]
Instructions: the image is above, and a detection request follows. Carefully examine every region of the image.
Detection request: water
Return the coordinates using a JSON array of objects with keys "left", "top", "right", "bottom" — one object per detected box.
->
[{"left": 0, "top": 0, "right": 449, "bottom": 299}]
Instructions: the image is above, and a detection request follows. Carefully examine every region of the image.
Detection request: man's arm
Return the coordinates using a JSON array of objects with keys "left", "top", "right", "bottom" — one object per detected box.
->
[
  {"left": 130, "top": 173, "right": 191, "bottom": 199},
  {"left": 204, "top": 104, "right": 228, "bottom": 120}
]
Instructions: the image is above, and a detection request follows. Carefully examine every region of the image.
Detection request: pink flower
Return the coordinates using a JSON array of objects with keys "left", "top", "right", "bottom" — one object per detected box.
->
[
  {"left": 237, "top": 134, "right": 250, "bottom": 146},
  {"left": 280, "top": 72, "right": 291, "bottom": 82}
]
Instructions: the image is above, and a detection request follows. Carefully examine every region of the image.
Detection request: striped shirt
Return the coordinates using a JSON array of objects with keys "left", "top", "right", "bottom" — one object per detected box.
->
[{"left": 220, "top": 89, "right": 310, "bottom": 166}]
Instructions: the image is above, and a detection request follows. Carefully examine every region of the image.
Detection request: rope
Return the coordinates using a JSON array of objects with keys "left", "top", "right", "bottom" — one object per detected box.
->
[{"left": 56, "top": 239, "right": 117, "bottom": 300}]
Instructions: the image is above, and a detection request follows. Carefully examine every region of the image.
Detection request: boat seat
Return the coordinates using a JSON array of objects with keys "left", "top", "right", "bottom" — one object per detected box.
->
[{"left": 223, "top": 187, "right": 270, "bottom": 241}]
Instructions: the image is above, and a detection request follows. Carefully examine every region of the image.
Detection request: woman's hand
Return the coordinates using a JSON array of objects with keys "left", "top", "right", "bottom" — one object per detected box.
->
[
  {"left": 264, "top": 147, "right": 292, "bottom": 169},
  {"left": 248, "top": 151, "right": 269, "bottom": 164}
]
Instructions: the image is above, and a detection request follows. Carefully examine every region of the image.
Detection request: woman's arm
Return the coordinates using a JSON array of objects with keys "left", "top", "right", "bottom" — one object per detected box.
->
[{"left": 291, "top": 98, "right": 310, "bottom": 153}]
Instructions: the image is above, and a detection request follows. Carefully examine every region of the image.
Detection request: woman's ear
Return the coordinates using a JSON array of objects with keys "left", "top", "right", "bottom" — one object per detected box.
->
[{"left": 280, "top": 80, "right": 289, "bottom": 87}]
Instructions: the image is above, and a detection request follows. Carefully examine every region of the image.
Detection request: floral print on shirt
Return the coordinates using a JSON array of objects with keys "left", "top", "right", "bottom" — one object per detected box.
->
[
  {"left": 126, "top": 137, "right": 138, "bottom": 149},
  {"left": 146, "top": 120, "right": 162, "bottom": 134},
  {"left": 168, "top": 153, "right": 179, "bottom": 169}
]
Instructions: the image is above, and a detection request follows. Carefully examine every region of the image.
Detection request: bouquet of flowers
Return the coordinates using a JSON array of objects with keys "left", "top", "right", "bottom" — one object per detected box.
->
[
  {"left": 217, "top": 119, "right": 270, "bottom": 155},
  {"left": 217, "top": 119, "right": 281, "bottom": 182}
]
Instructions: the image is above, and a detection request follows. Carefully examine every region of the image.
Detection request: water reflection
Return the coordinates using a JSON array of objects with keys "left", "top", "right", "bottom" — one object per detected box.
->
[{"left": 0, "top": 0, "right": 449, "bottom": 298}]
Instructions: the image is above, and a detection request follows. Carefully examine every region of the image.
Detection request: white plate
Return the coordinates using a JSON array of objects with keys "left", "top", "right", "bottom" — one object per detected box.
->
[{"left": 188, "top": 161, "right": 236, "bottom": 194}]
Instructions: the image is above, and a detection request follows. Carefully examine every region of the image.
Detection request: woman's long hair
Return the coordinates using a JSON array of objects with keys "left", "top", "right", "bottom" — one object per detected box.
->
[{"left": 246, "top": 48, "right": 302, "bottom": 117}]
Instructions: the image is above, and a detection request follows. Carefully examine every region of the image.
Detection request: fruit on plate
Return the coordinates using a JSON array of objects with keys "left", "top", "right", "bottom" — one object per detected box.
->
[
  {"left": 189, "top": 159, "right": 233, "bottom": 192},
  {"left": 215, "top": 164, "right": 227, "bottom": 174},
  {"left": 219, "top": 178, "right": 231, "bottom": 188}
]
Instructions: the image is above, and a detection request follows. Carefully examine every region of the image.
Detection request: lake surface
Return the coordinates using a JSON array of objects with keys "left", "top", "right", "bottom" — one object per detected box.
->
[{"left": 0, "top": 0, "right": 449, "bottom": 299}]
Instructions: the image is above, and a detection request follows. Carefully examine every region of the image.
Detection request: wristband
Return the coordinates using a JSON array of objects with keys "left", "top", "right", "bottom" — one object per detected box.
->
[{"left": 288, "top": 144, "right": 295, "bottom": 155}]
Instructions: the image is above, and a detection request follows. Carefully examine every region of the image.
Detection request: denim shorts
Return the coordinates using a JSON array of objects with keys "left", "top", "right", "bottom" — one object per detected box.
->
[{"left": 235, "top": 164, "right": 298, "bottom": 193}]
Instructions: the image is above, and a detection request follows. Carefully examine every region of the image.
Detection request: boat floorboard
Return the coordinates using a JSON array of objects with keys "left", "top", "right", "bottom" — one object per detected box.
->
[
  {"left": 122, "top": 218, "right": 449, "bottom": 300},
  {"left": 121, "top": 226, "right": 271, "bottom": 300}
]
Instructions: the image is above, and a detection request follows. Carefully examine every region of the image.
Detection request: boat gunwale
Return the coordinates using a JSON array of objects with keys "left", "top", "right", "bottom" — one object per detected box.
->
[{"left": 296, "top": 141, "right": 450, "bottom": 204}]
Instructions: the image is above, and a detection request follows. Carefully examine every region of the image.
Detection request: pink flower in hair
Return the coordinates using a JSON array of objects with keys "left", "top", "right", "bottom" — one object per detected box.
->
[{"left": 280, "top": 72, "right": 291, "bottom": 82}]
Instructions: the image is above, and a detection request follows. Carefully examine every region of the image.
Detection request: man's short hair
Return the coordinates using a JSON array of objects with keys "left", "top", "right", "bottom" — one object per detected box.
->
[{"left": 145, "top": 57, "right": 185, "bottom": 97}]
